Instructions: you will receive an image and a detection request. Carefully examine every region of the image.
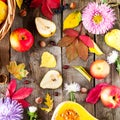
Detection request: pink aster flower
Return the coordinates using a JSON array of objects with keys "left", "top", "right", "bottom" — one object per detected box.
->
[
  {"left": 82, "top": 2, "right": 116, "bottom": 34},
  {"left": 0, "top": 97, "right": 23, "bottom": 120}
]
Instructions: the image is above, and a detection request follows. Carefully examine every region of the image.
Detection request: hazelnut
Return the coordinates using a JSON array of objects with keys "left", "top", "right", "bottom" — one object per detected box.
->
[
  {"left": 40, "top": 41, "right": 46, "bottom": 47},
  {"left": 35, "top": 97, "right": 43, "bottom": 104},
  {"left": 80, "top": 87, "right": 88, "bottom": 93},
  {"left": 19, "top": 9, "right": 27, "bottom": 17},
  {"left": 70, "top": 2, "right": 76, "bottom": 9}
]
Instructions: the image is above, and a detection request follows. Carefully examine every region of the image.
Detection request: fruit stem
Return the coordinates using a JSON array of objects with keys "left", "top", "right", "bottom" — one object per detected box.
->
[{"left": 69, "top": 92, "right": 76, "bottom": 102}]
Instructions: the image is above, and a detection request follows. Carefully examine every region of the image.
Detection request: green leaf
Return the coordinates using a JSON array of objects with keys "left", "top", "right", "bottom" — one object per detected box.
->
[
  {"left": 116, "top": 57, "right": 120, "bottom": 75},
  {"left": 16, "top": 0, "right": 23, "bottom": 9}
]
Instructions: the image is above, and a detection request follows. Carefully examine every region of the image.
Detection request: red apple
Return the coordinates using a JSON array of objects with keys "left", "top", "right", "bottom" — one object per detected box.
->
[
  {"left": 90, "top": 59, "right": 110, "bottom": 79},
  {"left": 10, "top": 28, "right": 34, "bottom": 52},
  {"left": 100, "top": 85, "right": 120, "bottom": 108}
]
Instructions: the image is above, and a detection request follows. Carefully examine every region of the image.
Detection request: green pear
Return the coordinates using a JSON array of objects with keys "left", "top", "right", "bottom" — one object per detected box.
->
[{"left": 104, "top": 29, "right": 120, "bottom": 51}]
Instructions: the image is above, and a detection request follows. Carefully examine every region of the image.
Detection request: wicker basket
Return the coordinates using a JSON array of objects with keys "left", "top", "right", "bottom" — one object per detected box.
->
[{"left": 0, "top": 0, "right": 16, "bottom": 41}]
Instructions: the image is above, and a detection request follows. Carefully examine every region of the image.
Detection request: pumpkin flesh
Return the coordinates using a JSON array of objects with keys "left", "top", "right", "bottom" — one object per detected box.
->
[{"left": 51, "top": 101, "right": 98, "bottom": 120}]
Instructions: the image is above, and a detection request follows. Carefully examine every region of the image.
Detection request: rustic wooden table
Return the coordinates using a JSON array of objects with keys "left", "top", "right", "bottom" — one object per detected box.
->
[{"left": 0, "top": 0, "right": 120, "bottom": 120}]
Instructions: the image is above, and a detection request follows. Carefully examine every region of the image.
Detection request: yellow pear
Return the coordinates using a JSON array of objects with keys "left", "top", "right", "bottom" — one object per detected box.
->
[
  {"left": 104, "top": 29, "right": 120, "bottom": 51},
  {"left": 35, "top": 17, "right": 56, "bottom": 37},
  {"left": 40, "top": 70, "right": 63, "bottom": 89}
]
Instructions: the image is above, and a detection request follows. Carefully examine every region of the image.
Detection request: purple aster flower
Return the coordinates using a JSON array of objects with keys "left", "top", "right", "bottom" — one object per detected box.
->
[
  {"left": 0, "top": 97, "right": 23, "bottom": 120},
  {"left": 82, "top": 2, "right": 116, "bottom": 34}
]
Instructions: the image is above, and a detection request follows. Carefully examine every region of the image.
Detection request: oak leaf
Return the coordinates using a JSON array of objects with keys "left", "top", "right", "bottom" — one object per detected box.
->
[{"left": 41, "top": 93, "right": 53, "bottom": 113}]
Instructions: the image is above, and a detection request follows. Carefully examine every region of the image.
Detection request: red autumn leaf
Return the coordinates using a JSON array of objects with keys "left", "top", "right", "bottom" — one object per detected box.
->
[
  {"left": 18, "top": 99, "right": 30, "bottom": 108},
  {"left": 75, "top": 40, "right": 88, "bottom": 61},
  {"left": 12, "top": 87, "right": 33, "bottom": 100},
  {"left": 63, "top": 29, "right": 79, "bottom": 37},
  {"left": 58, "top": 36, "right": 75, "bottom": 47},
  {"left": 79, "top": 35, "right": 94, "bottom": 47},
  {"left": 86, "top": 83, "right": 109, "bottom": 104},
  {"left": 30, "top": 0, "right": 43, "bottom": 8},
  {"left": 6, "top": 79, "right": 17, "bottom": 97},
  {"left": 41, "top": 2, "right": 53, "bottom": 20},
  {"left": 47, "top": 0, "right": 60, "bottom": 9},
  {"left": 66, "top": 40, "right": 78, "bottom": 62}
]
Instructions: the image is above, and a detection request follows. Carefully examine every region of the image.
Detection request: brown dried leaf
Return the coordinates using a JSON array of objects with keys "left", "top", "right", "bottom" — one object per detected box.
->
[
  {"left": 58, "top": 36, "right": 75, "bottom": 47},
  {"left": 66, "top": 40, "right": 78, "bottom": 62},
  {"left": 75, "top": 40, "right": 88, "bottom": 61}
]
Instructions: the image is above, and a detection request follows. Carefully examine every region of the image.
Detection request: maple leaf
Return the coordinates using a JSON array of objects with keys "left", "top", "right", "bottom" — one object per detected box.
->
[
  {"left": 86, "top": 83, "right": 109, "bottom": 104},
  {"left": 6, "top": 61, "right": 29, "bottom": 80},
  {"left": 66, "top": 40, "right": 78, "bottom": 62},
  {"left": 41, "top": 93, "right": 53, "bottom": 113},
  {"left": 6, "top": 79, "right": 33, "bottom": 108},
  {"left": 30, "top": 0, "right": 60, "bottom": 19}
]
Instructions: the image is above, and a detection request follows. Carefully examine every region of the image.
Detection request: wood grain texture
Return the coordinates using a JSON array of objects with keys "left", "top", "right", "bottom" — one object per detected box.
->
[{"left": 0, "top": 0, "right": 120, "bottom": 120}]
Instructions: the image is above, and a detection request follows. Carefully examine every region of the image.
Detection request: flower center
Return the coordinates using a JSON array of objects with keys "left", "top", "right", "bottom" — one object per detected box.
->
[{"left": 93, "top": 14, "right": 103, "bottom": 24}]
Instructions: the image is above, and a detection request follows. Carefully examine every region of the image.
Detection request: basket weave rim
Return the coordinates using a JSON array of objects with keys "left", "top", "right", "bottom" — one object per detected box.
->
[{"left": 0, "top": 0, "right": 16, "bottom": 41}]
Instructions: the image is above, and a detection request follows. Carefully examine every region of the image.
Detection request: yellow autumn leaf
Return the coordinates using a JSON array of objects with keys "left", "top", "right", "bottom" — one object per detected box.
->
[
  {"left": 73, "top": 66, "right": 92, "bottom": 81},
  {"left": 7, "top": 61, "right": 29, "bottom": 80},
  {"left": 89, "top": 41, "right": 104, "bottom": 55},
  {"left": 63, "top": 11, "right": 82, "bottom": 30},
  {"left": 41, "top": 93, "right": 53, "bottom": 113},
  {"left": 40, "top": 51, "right": 56, "bottom": 68},
  {"left": 16, "top": 0, "right": 23, "bottom": 9}
]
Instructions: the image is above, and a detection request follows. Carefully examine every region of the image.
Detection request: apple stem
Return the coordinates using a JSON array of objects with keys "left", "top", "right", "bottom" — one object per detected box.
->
[{"left": 69, "top": 92, "right": 76, "bottom": 102}]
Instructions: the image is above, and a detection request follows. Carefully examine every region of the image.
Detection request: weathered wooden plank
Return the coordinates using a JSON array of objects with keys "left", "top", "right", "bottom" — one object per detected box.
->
[
  {"left": 95, "top": 0, "right": 120, "bottom": 120},
  {"left": 0, "top": 33, "right": 9, "bottom": 98},
  {"left": 11, "top": 5, "right": 62, "bottom": 120},
  {"left": 62, "top": 0, "right": 95, "bottom": 117}
]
